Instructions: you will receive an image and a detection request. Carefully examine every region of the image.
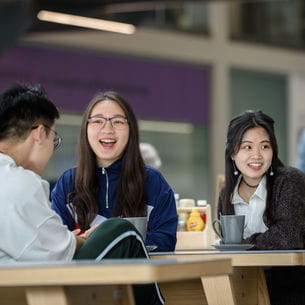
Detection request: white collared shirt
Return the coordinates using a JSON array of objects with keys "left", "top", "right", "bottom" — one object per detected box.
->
[
  {"left": 0, "top": 153, "right": 76, "bottom": 262},
  {"left": 232, "top": 175, "right": 268, "bottom": 238}
]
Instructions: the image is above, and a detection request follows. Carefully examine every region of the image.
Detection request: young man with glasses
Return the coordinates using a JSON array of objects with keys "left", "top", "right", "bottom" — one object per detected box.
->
[{"left": 0, "top": 83, "right": 164, "bottom": 305}]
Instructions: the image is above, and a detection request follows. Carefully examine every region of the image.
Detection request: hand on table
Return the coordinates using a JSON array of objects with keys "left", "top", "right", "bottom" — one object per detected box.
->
[
  {"left": 73, "top": 224, "right": 99, "bottom": 249},
  {"left": 73, "top": 224, "right": 99, "bottom": 241}
]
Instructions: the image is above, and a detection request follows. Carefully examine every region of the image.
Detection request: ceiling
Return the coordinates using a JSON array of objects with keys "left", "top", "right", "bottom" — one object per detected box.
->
[
  {"left": 1, "top": 0, "right": 204, "bottom": 54},
  {"left": 1, "top": 0, "right": 300, "bottom": 55}
]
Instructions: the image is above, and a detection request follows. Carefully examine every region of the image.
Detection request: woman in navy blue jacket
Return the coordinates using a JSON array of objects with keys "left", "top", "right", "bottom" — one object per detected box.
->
[{"left": 51, "top": 91, "right": 177, "bottom": 252}]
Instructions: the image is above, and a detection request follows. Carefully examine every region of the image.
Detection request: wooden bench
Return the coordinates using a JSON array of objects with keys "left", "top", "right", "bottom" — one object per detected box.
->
[{"left": 0, "top": 258, "right": 236, "bottom": 305}]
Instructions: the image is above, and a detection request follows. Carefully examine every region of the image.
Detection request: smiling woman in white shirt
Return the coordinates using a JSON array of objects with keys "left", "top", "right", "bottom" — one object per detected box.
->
[
  {"left": 217, "top": 109, "right": 305, "bottom": 305},
  {"left": 218, "top": 109, "right": 305, "bottom": 249}
]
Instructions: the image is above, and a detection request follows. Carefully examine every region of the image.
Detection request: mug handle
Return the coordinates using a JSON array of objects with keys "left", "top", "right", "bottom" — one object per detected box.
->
[{"left": 212, "top": 219, "right": 222, "bottom": 239}]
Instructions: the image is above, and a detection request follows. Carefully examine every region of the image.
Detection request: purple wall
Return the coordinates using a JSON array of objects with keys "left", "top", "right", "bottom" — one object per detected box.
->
[{"left": 0, "top": 45, "right": 210, "bottom": 123}]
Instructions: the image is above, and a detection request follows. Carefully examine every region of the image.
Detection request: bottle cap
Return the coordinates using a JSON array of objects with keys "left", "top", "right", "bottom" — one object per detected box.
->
[{"left": 179, "top": 198, "right": 195, "bottom": 207}]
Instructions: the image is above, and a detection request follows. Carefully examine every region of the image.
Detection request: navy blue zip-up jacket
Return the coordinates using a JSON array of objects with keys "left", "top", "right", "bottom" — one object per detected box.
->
[{"left": 51, "top": 159, "right": 178, "bottom": 251}]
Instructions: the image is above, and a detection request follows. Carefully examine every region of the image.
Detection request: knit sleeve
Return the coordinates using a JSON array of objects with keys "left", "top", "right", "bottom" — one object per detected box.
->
[{"left": 245, "top": 167, "right": 305, "bottom": 250}]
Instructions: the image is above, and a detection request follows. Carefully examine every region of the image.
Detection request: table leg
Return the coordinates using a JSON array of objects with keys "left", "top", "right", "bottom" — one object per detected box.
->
[
  {"left": 231, "top": 267, "right": 270, "bottom": 305},
  {"left": 201, "top": 275, "right": 237, "bottom": 305},
  {"left": 25, "top": 286, "right": 69, "bottom": 305},
  {"left": 159, "top": 279, "right": 207, "bottom": 305},
  {"left": 158, "top": 267, "right": 271, "bottom": 305},
  {"left": 257, "top": 268, "right": 271, "bottom": 305},
  {"left": 25, "top": 285, "right": 136, "bottom": 305},
  {"left": 120, "top": 285, "right": 135, "bottom": 305}
]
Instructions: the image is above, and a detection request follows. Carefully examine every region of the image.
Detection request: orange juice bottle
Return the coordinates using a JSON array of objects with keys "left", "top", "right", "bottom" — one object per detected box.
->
[{"left": 186, "top": 208, "right": 205, "bottom": 231}]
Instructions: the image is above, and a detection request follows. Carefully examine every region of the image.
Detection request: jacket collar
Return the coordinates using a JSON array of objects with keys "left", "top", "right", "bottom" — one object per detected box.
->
[{"left": 96, "top": 158, "right": 122, "bottom": 173}]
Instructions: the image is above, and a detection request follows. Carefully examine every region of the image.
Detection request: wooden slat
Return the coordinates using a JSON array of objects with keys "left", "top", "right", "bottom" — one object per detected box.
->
[
  {"left": 0, "top": 259, "right": 232, "bottom": 287},
  {"left": 201, "top": 275, "right": 236, "bottom": 305},
  {"left": 65, "top": 285, "right": 134, "bottom": 305},
  {"left": 214, "top": 174, "right": 225, "bottom": 219},
  {"left": 0, "top": 288, "right": 27, "bottom": 305},
  {"left": 152, "top": 251, "right": 304, "bottom": 305},
  {"left": 0, "top": 259, "right": 236, "bottom": 305},
  {"left": 152, "top": 251, "right": 305, "bottom": 266},
  {"left": 25, "top": 287, "right": 68, "bottom": 305},
  {"left": 257, "top": 268, "right": 271, "bottom": 305},
  {"left": 0, "top": 286, "right": 135, "bottom": 305},
  {"left": 177, "top": 207, "right": 208, "bottom": 213},
  {"left": 176, "top": 204, "right": 216, "bottom": 249},
  {"left": 159, "top": 279, "right": 207, "bottom": 305},
  {"left": 158, "top": 268, "right": 268, "bottom": 305}
]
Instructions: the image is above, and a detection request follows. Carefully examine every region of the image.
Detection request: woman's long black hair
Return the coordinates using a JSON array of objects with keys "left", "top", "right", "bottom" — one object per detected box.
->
[{"left": 220, "top": 110, "right": 284, "bottom": 218}]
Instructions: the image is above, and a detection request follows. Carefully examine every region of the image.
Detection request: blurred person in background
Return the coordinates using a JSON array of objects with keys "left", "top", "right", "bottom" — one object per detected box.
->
[
  {"left": 140, "top": 142, "right": 162, "bottom": 169},
  {"left": 51, "top": 91, "right": 177, "bottom": 252},
  {"left": 218, "top": 109, "right": 305, "bottom": 305}
]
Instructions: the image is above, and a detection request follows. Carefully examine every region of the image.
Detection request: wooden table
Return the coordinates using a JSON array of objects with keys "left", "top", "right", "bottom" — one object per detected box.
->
[
  {"left": 0, "top": 258, "right": 235, "bottom": 305},
  {"left": 151, "top": 250, "right": 305, "bottom": 305}
]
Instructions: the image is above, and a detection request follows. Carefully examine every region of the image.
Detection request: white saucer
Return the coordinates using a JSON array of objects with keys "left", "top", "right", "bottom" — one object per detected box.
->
[
  {"left": 213, "top": 243, "right": 254, "bottom": 251},
  {"left": 146, "top": 245, "right": 158, "bottom": 252}
]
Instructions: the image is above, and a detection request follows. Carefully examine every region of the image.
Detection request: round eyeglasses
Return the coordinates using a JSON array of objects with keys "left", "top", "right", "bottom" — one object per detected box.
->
[
  {"left": 32, "top": 125, "right": 62, "bottom": 150},
  {"left": 87, "top": 115, "right": 128, "bottom": 130}
]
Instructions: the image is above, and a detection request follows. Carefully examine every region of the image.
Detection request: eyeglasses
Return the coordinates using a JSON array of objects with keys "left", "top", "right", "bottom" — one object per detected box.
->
[
  {"left": 32, "top": 125, "right": 62, "bottom": 150},
  {"left": 87, "top": 115, "right": 128, "bottom": 130},
  {"left": 44, "top": 125, "right": 62, "bottom": 150}
]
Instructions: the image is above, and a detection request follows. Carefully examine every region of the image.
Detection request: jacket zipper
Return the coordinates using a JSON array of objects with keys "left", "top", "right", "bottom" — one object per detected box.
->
[{"left": 102, "top": 167, "right": 109, "bottom": 208}]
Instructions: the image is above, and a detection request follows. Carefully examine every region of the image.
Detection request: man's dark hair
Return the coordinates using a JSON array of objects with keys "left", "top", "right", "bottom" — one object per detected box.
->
[{"left": 0, "top": 83, "right": 59, "bottom": 140}]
